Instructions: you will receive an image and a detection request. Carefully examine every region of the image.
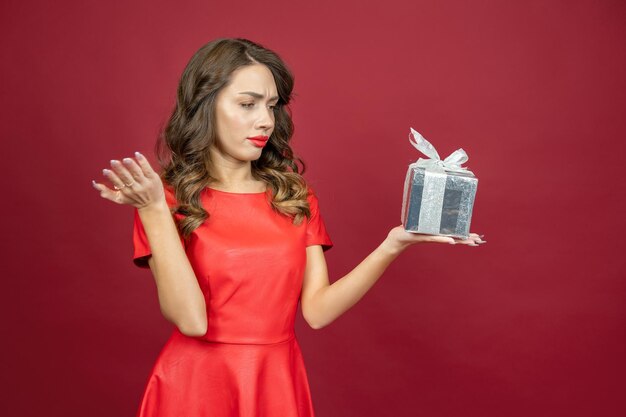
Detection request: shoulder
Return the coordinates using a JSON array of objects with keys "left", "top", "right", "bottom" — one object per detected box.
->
[
  {"left": 305, "top": 185, "right": 317, "bottom": 203},
  {"left": 305, "top": 185, "right": 326, "bottom": 213}
]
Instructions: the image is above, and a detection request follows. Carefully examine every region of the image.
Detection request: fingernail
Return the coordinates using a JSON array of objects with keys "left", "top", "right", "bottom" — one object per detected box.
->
[
  {"left": 123, "top": 158, "right": 132, "bottom": 164},
  {"left": 135, "top": 151, "right": 143, "bottom": 157},
  {"left": 449, "top": 241, "right": 456, "bottom": 245},
  {"left": 91, "top": 180, "right": 98, "bottom": 188},
  {"left": 111, "top": 159, "right": 120, "bottom": 165},
  {"left": 479, "top": 234, "right": 485, "bottom": 238},
  {"left": 102, "top": 169, "right": 109, "bottom": 175}
]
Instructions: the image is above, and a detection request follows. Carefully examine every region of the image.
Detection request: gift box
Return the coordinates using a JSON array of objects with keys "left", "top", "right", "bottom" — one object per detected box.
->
[{"left": 401, "top": 128, "right": 478, "bottom": 239}]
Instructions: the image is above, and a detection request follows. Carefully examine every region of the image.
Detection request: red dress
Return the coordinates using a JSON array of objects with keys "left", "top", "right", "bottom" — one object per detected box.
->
[{"left": 131, "top": 185, "right": 333, "bottom": 417}]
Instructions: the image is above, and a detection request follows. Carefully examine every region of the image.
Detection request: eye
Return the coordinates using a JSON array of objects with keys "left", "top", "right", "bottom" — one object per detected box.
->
[{"left": 240, "top": 103, "right": 254, "bottom": 109}]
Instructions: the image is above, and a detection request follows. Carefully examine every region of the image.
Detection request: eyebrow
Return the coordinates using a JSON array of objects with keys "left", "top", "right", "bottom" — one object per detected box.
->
[{"left": 238, "top": 91, "right": 279, "bottom": 101}]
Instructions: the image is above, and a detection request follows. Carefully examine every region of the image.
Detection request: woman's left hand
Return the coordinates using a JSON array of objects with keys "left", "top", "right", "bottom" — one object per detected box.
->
[{"left": 383, "top": 225, "right": 486, "bottom": 254}]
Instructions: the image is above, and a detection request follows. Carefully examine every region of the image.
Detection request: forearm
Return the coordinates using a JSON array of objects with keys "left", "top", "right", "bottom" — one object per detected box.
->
[
  {"left": 139, "top": 202, "right": 207, "bottom": 336},
  {"left": 312, "top": 239, "right": 405, "bottom": 329}
]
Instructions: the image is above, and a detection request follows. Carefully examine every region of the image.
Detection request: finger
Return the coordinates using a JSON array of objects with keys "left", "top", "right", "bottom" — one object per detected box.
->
[
  {"left": 134, "top": 151, "right": 157, "bottom": 178},
  {"left": 406, "top": 232, "right": 453, "bottom": 245},
  {"left": 122, "top": 157, "right": 147, "bottom": 183},
  {"left": 109, "top": 160, "right": 137, "bottom": 187},
  {"left": 103, "top": 168, "right": 128, "bottom": 191},
  {"left": 429, "top": 236, "right": 457, "bottom": 245},
  {"left": 469, "top": 232, "right": 486, "bottom": 242},
  {"left": 92, "top": 179, "right": 129, "bottom": 205},
  {"left": 459, "top": 237, "right": 482, "bottom": 246}
]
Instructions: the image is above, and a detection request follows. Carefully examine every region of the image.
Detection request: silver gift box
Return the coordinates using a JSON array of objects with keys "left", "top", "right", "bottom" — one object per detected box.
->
[{"left": 401, "top": 128, "right": 478, "bottom": 239}]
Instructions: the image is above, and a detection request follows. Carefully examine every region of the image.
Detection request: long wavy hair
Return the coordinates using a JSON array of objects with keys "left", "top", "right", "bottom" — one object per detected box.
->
[{"left": 156, "top": 38, "right": 311, "bottom": 238}]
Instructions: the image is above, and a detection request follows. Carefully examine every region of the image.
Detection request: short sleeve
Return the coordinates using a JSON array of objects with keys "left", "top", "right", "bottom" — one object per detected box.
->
[
  {"left": 306, "top": 189, "right": 334, "bottom": 252},
  {"left": 132, "top": 187, "right": 184, "bottom": 268}
]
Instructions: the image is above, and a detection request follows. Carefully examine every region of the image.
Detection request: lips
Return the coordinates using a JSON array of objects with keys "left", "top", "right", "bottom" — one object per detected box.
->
[{"left": 247, "top": 135, "right": 269, "bottom": 148}]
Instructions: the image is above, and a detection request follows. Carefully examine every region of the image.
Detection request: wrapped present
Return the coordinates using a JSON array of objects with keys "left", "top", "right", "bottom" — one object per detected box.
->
[{"left": 401, "top": 128, "right": 478, "bottom": 239}]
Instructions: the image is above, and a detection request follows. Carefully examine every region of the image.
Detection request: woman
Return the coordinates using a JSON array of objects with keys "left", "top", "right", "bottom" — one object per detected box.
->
[{"left": 92, "top": 38, "right": 485, "bottom": 417}]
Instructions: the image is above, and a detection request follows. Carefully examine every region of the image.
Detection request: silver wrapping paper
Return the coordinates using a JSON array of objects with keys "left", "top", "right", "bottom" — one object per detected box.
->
[
  {"left": 401, "top": 128, "right": 478, "bottom": 239},
  {"left": 401, "top": 166, "right": 477, "bottom": 239}
]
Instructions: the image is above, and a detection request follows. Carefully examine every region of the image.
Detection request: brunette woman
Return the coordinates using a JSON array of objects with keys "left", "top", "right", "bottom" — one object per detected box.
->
[{"left": 92, "top": 38, "right": 485, "bottom": 417}]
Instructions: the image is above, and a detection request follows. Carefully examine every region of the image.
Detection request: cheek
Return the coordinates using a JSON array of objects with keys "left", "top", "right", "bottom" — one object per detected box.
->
[{"left": 222, "top": 108, "right": 253, "bottom": 131}]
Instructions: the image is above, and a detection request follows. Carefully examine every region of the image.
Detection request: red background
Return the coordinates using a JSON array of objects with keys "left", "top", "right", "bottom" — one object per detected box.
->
[{"left": 2, "top": 0, "right": 625, "bottom": 416}]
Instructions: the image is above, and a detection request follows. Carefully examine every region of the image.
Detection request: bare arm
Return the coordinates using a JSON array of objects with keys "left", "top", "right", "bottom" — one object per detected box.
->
[
  {"left": 140, "top": 203, "right": 207, "bottom": 337},
  {"left": 93, "top": 153, "right": 207, "bottom": 337},
  {"left": 301, "top": 226, "right": 485, "bottom": 329}
]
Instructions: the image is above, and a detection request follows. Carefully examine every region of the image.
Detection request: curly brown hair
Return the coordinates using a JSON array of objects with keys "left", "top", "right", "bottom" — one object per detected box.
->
[{"left": 155, "top": 38, "right": 311, "bottom": 238}]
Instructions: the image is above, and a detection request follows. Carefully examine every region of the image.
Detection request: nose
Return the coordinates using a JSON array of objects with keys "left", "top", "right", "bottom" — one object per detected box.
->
[{"left": 256, "top": 106, "right": 275, "bottom": 133}]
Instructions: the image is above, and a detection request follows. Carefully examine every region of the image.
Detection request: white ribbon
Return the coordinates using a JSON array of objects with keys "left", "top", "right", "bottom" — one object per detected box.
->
[{"left": 408, "top": 127, "right": 473, "bottom": 175}]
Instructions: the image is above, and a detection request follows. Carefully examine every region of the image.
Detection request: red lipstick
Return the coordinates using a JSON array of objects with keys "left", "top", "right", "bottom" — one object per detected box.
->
[{"left": 247, "top": 135, "right": 269, "bottom": 148}]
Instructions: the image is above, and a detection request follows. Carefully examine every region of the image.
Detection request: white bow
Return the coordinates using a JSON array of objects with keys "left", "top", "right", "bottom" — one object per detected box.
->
[{"left": 408, "top": 127, "right": 473, "bottom": 175}]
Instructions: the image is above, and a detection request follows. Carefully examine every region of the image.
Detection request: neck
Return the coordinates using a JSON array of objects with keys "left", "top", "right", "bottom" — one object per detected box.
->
[{"left": 207, "top": 146, "right": 257, "bottom": 187}]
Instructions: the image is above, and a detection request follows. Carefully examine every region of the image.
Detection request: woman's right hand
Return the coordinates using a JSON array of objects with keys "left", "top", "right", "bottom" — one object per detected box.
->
[{"left": 92, "top": 152, "right": 166, "bottom": 211}]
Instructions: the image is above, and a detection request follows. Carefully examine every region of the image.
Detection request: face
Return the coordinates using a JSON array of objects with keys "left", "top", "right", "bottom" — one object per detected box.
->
[{"left": 212, "top": 63, "right": 278, "bottom": 163}]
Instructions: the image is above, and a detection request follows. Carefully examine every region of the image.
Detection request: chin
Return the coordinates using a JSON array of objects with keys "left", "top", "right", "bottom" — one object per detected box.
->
[{"left": 236, "top": 149, "right": 263, "bottom": 162}]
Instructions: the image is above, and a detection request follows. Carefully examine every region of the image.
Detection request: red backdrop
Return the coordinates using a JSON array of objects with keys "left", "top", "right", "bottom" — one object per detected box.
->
[{"left": 2, "top": 0, "right": 625, "bottom": 416}]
